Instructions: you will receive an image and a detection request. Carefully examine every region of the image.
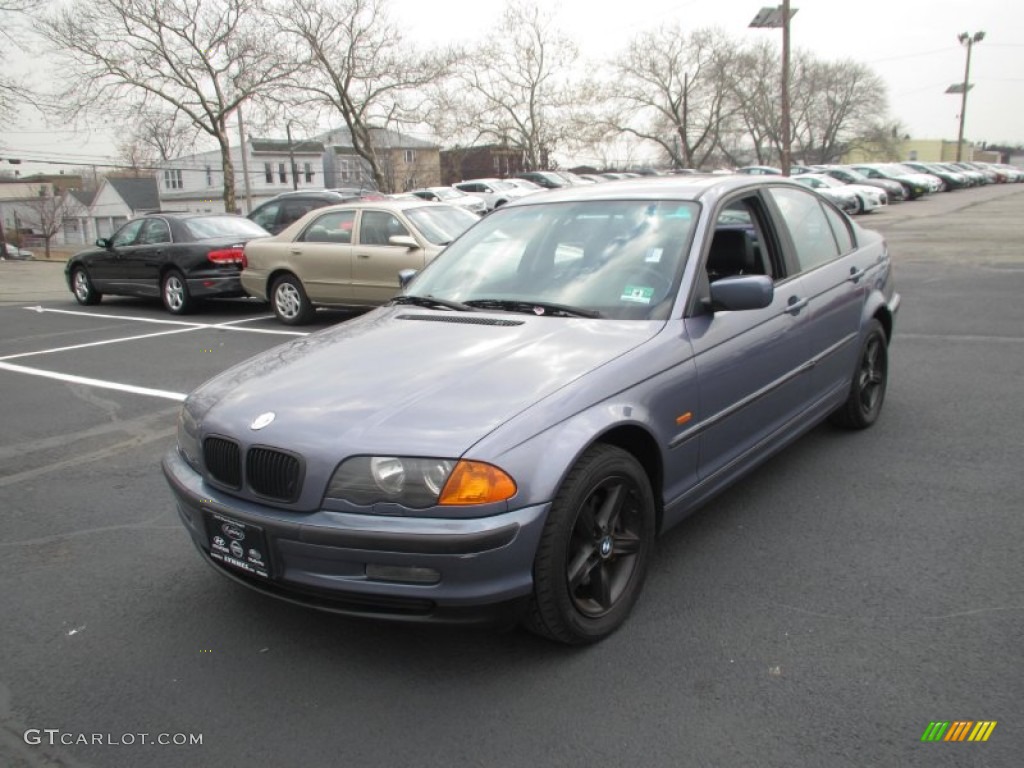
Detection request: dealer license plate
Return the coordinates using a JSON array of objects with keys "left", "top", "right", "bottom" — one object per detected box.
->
[{"left": 204, "top": 512, "right": 272, "bottom": 580}]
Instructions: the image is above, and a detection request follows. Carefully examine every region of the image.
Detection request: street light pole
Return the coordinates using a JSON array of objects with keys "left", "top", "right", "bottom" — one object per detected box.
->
[
  {"left": 780, "top": 0, "right": 791, "bottom": 177},
  {"left": 749, "top": 3, "right": 797, "bottom": 176},
  {"left": 955, "top": 31, "right": 984, "bottom": 162}
]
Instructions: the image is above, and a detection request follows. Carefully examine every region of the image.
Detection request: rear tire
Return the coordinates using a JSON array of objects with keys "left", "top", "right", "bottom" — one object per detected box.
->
[
  {"left": 830, "top": 319, "right": 888, "bottom": 429},
  {"left": 524, "top": 444, "right": 655, "bottom": 645},
  {"left": 271, "top": 274, "right": 315, "bottom": 325},
  {"left": 71, "top": 266, "right": 102, "bottom": 306},
  {"left": 162, "top": 270, "right": 195, "bottom": 314}
]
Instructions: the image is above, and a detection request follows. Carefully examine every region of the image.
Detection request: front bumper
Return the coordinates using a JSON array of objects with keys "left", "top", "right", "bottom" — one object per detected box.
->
[{"left": 162, "top": 448, "right": 550, "bottom": 624}]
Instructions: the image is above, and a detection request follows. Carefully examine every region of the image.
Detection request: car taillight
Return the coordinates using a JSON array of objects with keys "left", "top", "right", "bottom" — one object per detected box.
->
[{"left": 207, "top": 247, "right": 246, "bottom": 268}]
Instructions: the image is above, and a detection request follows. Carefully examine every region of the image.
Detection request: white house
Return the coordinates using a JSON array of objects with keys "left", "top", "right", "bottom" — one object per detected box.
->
[{"left": 157, "top": 139, "right": 327, "bottom": 215}]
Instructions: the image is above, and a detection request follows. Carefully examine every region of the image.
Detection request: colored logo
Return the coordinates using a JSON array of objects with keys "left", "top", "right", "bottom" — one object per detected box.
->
[{"left": 921, "top": 721, "right": 997, "bottom": 742}]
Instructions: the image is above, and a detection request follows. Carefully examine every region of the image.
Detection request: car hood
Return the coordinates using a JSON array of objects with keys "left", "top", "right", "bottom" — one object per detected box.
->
[{"left": 188, "top": 306, "right": 663, "bottom": 458}]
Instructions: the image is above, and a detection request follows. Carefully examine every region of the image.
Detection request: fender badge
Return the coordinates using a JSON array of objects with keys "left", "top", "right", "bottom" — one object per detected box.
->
[{"left": 250, "top": 412, "right": 276, "bottom": 430}]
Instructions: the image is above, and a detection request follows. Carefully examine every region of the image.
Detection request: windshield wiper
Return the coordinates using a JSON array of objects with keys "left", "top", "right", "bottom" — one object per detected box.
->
[
  {"left": 391, "top": 294, "right": 474, "bottom": 312},
  {"left": 463, "top": 299, "right": 601, "bottom": 318}
]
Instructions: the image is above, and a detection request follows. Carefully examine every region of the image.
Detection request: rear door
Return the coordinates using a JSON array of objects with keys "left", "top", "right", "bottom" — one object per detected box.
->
[
  {"left": 287, "top": 209, "right": 355, "bottom": 303},
  {"left": 351, "top": 209, "right": 427, "bottom": 303},
  {"left": 764, "top": 187, "right": 875, "bottom": 406}
]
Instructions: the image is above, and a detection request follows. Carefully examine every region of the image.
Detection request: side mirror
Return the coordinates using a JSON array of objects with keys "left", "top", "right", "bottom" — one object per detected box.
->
[
  {"left": 96, "top": 238, "right": 111, "bottom": 249},
  {"left": 708, "top": 275, "right": 773, "bottom": 312},
  {"left": 398, "top": 269, "right": 418, "bottom": 288},
  {"left": 389, "top": 235, "right": 418, "bottom": 249}
]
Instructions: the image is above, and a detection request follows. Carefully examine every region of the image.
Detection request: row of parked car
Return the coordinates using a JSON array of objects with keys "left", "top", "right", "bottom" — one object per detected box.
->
[
  {"left": 737, "top": 160, "right": 1023, "bottom": 214},
  {"left": 62, "top": 160, "right": 1019, "bottom": 324}
]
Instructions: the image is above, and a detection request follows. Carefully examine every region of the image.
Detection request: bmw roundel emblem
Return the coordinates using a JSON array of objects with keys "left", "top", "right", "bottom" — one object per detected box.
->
[{"left": 250, "top": 411, "right": 276, "bottom": 430}]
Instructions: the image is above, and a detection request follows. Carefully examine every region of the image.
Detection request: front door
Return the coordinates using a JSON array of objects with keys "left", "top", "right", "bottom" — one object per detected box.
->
[{"left": 351, "top": 210, "right": 426, "bottom": 303}]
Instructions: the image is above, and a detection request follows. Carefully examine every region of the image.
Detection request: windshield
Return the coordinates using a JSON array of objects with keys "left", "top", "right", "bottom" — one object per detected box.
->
[
  {"left": 403, "top": 205, "right": 480, "bottom": 245},
  {"left": 185, "top": 216, "right": 269, "bottom": 240},
  {"left": 404, "top": 200, "right": 698, "bottom": 320}
]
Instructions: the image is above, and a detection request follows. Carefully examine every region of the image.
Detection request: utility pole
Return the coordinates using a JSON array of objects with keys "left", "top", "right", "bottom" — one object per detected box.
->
[
  {"left": 236, "top": 106, "right": 254, "bottom": 214},
  {"left": 286, "top": 122, "right": 298, "bottom": 190}
]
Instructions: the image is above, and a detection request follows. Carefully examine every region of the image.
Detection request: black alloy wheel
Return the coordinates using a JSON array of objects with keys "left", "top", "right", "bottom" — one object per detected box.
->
[
  {"left": 525, "top": 444, "right": 655, "bottom": 644},
  {"left": 830, "top": 319, "right": 888, "bottom": 429}
]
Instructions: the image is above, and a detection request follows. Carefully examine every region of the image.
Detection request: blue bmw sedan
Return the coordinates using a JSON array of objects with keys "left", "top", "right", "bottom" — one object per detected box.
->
[{"left": 163, "top": 175, "right": 900, "bottom": 644}]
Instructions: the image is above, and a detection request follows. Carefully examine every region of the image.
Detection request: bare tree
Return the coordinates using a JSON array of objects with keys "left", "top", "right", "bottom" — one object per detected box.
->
[
  {"left": 845, "top": 119, "right": 909, "bottom": 161},
  {"left": 721, "top": 43, "right": 889, "bottom": 167},
  {"left": 0, "top": 0, "right": 41, "bottom": 122},
  {"left": 37, "top": 0, "right": 301, "bottom": 212},
  {"left": 600, "top": 26, "right": 738, "bottom": 170},
  {"left": 788, "top": 57, "right": 888, "bottom": 164},
  {"left": 438, "top": 0, "right": 580, "bottom": 171},
  {"left": 273, "top": 0, "right": 453, "bottom": 193},
  {"left": 718, "top": 39, "right": 784, "bottom": 166},
  {"left": 20, "top": 185, "right": 67, "bottom": 259},
  {"left": 117, "top": 108, "right": 200, "bottom": 171}
]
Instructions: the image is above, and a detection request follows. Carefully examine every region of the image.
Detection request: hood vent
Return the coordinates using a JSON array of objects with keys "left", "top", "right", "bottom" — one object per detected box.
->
[{"left": 396, "top": 314, "right": 523, "bottom": 327}]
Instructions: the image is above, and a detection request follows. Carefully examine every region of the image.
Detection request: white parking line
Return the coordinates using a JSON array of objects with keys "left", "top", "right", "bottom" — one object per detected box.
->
[
  {"left": 0, "top": 361, "right": 187, "bottom": 401},
  {"left": 0, "top": 327, "right": 200, "bottom": 362},
  {"left": 24, "top": 306, "right": 205, "bottom": 327},
  {"left": 3, "top": 306, "right": 310, "bottom": 400},
  {"left": 23, "top": 305, "right": 308, "bottom": 336}
]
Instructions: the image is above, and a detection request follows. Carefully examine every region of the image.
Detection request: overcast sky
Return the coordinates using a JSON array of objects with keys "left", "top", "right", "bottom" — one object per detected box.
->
[{"left": 2, "top": 0, "right": 1022, "bottom": 175}]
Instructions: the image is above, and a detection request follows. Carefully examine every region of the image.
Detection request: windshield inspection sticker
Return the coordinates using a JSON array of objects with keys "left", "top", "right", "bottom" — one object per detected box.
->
[
  {"left": 621, "top": 285, "right": 654, "bottom": 304},
  {"left": 645, "top": 247, "right": 663, "bottom": 263}
]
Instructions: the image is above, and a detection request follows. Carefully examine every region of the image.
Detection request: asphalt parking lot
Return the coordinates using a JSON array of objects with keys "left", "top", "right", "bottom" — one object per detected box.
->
[{"left": 2, "top": 184, "right": 1022, "bottom": 767}]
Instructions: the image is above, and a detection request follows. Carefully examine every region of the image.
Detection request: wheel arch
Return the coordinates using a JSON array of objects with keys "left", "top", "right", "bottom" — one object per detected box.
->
[
  {"left": 267, "top": 268, "right": 301, "bottom": 296},
  {"left": 590, "top": 424, "right": 665, "bottom": 532},
  {"left": 490, "top": 412, "right": 667, "bottom": 534}
]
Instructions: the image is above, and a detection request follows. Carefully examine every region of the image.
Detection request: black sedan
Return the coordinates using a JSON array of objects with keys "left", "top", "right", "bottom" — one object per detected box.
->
[{"left": 66, "top": 214, "right": 270, "bottom": 314}]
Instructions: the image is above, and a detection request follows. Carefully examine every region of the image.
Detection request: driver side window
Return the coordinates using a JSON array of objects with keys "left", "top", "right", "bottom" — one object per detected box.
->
[{"left": 111, "top": 219, "right": 146, "bottom": 247}]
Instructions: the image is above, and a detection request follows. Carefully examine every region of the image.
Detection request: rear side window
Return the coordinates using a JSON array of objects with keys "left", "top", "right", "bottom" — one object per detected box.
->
[
  {"left": 822, "top": 205, "right": 855, "bottom": 254},
  {"left": 249, "top": 202, "right": 280, "bottom": 231},
  {"left": 767, "top": 187, "right": 840, "bottom": 273},
  {"left": 300, "top": 210, "right": 355, "bottom": 243}
]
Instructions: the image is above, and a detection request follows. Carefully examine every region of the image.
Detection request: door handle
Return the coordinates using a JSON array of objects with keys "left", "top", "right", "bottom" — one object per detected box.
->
[
  {"left": 848, "top": 266, "right": 868, "bottom": 283},
  {"left": 357, "top": 253, "right": 371, "bottom": 259},
  {"left": 289, "top": 248, "right": 302, "bottom": 255},
  {"left": 786, "top": 296, "right": 808, "bottom": 315}
]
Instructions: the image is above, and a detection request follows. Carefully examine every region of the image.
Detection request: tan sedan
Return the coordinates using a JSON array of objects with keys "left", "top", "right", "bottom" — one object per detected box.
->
[{"left": 242, "top": 200, "right": 480, "bottom": 324}]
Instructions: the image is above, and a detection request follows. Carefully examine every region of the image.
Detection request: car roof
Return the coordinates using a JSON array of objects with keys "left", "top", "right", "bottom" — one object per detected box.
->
[
  {"left": 139, "top": 212, "right": 247, "bottom": 220},
  {"left": 304, "top": 199, "right": 452, "bottom": 214},
  {"left": 500, "top": 173, "right": 800, "bottom": 205}
]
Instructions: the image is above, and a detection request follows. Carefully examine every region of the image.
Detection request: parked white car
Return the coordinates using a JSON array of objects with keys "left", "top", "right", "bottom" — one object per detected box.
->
[
  {"left": 410, "top": 186, "right": 487, "bottom": 215},
  {"left": 794, "top": 174, "right": 887, "bottom": 214},
  {"left": 1, "top": 242, "right": 34, "bottom": 260},
  {"left": 452, "top": 178, "right": 536, "bottom": 211}
]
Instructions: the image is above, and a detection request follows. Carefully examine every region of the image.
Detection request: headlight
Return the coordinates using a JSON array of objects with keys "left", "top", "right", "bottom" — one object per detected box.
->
[
  {"left": 176, "top": 405, "right": 201, "bottom": 471},
  {"left": 325, "top": 457, "right": 516, "bottom": 509}
]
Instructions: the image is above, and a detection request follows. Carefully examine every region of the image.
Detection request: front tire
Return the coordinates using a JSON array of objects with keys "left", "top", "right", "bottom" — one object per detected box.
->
[
  {"left": 162, "top": 270, "right": 195, "bottom": 314},
  {"left": 271, "top": 274, "right": 315, "bottom": 325},
  {"left": 524, "top": 444, "right": 656, "bottom": 645},
  {"left": 71, "top": 266, "right": 102, "bottom": 306},
  {"left": 830, "top": 319, "right": 888, "bottom": 429}
]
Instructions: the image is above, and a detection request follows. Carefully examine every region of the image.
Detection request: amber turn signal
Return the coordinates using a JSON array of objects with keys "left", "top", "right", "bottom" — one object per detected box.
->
[{"left": 438, "top": 460, "right": 517, "bottom": 505}]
